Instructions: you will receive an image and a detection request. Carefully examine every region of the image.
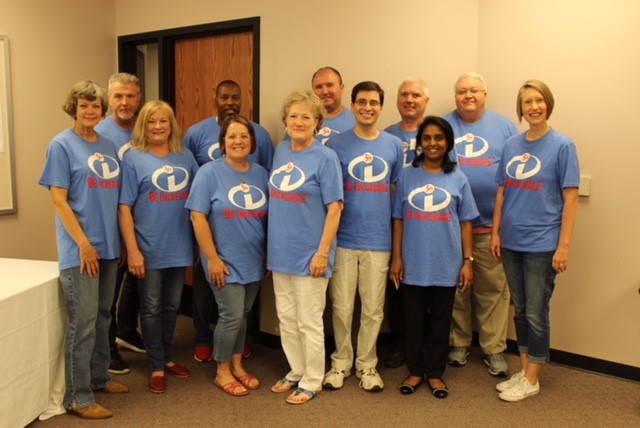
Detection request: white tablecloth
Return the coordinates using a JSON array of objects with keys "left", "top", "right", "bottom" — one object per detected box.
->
[{"left": 0, "top": 258, "right": 66, "bottom": 427}]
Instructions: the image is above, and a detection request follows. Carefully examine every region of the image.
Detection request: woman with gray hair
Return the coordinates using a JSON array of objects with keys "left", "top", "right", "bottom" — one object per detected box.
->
[{"left": 39, "top": 80, "right": 129, "bottom": 420}]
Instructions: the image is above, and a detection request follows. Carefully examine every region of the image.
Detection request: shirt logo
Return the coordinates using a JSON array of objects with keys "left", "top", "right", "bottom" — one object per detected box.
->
[
  {"left": 228, "top": 182, "right": 267, "bottom": 210},
  {"left": 407, "top": 184, "right": 452, "bottom": 212},
  {"left": 151, "top": 165, "right": 190, "bottom": 192},
  {"left": 118, "top": 142, "right": 132, "bottom": 161},
  {"left": 347, "top": 152, "right": 389, "bottom": 183},
  {"left": 454, "top": 133, "right": 489, "bottom": 158},
  {"left": 207, "top": 143, "right": 222, "bottom": 161},
  {"left": 270, "top": 162, "right": 306, "bottom": 192},
  {"left": 505, "top": 153, "right": 542, "bottom": 180},
  {"left": 87, "top": 152, "right": 119, "bottom": 179}
]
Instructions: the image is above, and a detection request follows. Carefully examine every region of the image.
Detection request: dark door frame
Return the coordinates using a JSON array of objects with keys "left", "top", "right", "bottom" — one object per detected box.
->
[{"left": 117, "top": 17, "right": 261, "bottom": 121}]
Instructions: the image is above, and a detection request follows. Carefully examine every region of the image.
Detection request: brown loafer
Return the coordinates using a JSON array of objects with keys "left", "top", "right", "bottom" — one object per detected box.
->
[
  {"left": 68, "top": 403, "right": 113, "bottom": 419},
  {"left": 165, "top": 363, "right": 191, "bottom": 378},
  {"left": 149, "top": 375, "right": 166, "bottom": 393},
  {"left": 100, "top": 381, "right": 129, "bottom": 394}
]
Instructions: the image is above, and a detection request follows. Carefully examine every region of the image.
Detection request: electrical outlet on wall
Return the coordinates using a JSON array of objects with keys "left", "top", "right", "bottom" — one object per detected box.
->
[{"left": 578, "top": 175, "right": 591, "bottom": 197}]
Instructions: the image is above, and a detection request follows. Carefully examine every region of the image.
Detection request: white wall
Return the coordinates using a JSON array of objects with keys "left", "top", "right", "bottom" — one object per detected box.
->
[
  {"left": 0, "top": 0, "right": 637, "bottom": 369},
  {"left": 0, "top": 0, "right": 116, "bottom": 260}
]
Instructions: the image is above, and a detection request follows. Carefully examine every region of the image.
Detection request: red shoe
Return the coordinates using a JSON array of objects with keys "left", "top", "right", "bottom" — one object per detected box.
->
[
  {"left": 242, "top": 343, "right": 252, "bottom": 359},
  {"left": 149, "top": 375, "right": 166, "bottom": 394},
  {"left": 165, "top": 363, "right": 191, "bottom": 378},
  {"left": 194, "top": 345, "right": 213, "bottom": 362}
]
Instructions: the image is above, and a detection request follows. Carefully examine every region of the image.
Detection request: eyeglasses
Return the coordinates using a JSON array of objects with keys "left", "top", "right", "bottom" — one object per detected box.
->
[
  {"left": 455, "top": 88, "right": 485, "bottom": 96},
  {"left": 354, "top": 99, "right": 381, "bottom": 107}
]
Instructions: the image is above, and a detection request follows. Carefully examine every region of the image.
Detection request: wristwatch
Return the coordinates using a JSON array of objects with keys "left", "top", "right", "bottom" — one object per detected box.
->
[{"left": 463, "top": 256, "right": 474, "bottom": 262}]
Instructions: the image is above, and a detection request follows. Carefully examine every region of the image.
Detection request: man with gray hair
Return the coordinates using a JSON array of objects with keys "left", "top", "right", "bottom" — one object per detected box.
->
[
  {"left": 96, "top": 72, "right": 146, "bottom": 375},
  {"left": 382, "top": 77, "right": 430, "bottom": 369},
  {"left": 444, "top": 72, "right": 518, "bottom": 377}
]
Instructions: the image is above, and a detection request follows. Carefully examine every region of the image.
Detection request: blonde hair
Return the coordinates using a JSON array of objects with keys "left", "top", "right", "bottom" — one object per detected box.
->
[
  {"left": 132, "top": 100, "right": 183, "bottom": 153},
  {"left": 516, "top": 79, "right": 555, "bottom": 122},
  {"left": 280, "top": 89, "right": 326, "bottom": 133}
]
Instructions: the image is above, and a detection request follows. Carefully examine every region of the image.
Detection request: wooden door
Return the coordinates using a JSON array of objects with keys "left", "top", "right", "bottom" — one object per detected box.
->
[{"left": 174, "top": 32, "right": 254, "bottom": 134}]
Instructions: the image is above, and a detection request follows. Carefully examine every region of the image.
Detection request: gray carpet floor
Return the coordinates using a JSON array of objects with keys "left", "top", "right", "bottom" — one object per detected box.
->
[{"left": 31, "top": 315, "right": 640, "bottom": 427}]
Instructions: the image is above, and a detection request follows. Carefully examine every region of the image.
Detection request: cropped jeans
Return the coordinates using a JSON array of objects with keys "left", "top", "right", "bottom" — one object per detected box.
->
[
  {"left": 137, "top": 267, "right": 185, "bottom": 372},
  {"left": 211, "top": 281, "right": 260, "bottom": 362},
  {"left": 59, "top": 259, "right": 117, "bottom": 409},
  {"left": 501, "top": 249, "right": 557, "bottom": 364}
]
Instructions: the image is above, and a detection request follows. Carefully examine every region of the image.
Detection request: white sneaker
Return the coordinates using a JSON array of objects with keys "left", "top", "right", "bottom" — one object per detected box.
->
[
  {"left": 322, "top": 367, "right": 351, "bottom": 390},
  {"left": 498, "top": 376, "right": 540, "bottom": 402},
  {"left": 356, "top": 368, "right": 384, "bottom": 392},
  {"left": 496, "top": 370, "right": 524, "bottom": 392}
]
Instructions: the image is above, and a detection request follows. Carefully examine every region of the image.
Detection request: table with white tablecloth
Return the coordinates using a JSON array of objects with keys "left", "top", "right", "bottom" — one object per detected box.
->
[{"left": 0, "top": 258, "right": 66, "bottom": 427}]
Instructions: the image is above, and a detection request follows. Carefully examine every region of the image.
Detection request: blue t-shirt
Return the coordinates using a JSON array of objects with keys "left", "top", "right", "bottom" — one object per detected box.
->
[
  {"left": 393, "top": 166, "right": 478, "bottom": 287},
  {"left": 119, "top": 148, "right": 199, "bottom": 269},
  {"left": 326, "top": 129, "right": 403, "bottom": 251},
  {"left": 267, "top": 139, "right": 343, "bottom": 277},
  {"left": 95, "top": 116, "right": 133, "bottom": 160},
  {"left": 384, "top": 122, "right": 418, "bottom": 168},
  {"left": 319, "top": 108, "right": 356, "bottom": 141},
  {"left": 496, "top": 129, "right": 580, "bottom": 252},
  {"left": 39, "top": 128, "right": 121, "bottom": 270},
  {"left": 444, "top": 110, "right": 519, "bottom": 228},
  {"left": 183, "top": 116, "right": 274, "bottom": 170},
  {"left": 185, "top": 158, "right": 269, "bottom": 285}
]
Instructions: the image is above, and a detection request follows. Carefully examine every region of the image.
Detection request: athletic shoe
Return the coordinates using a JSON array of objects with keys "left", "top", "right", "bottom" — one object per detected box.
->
[
  {"left": 498, "top": 376, "right": 540, "bottom": 402},
  {"left": 496, "top": 370, "right": 525, "bottom": 392},
  {"left": 108, "top": 352, "right": 130, "bottom": 375},
  {"left": 322, "top": 367, "right": 351, "bottom": 390},
  {"left": 447, "top": 347, "right": 470, "bottom": 366},
  {"left": 483, "top": 353, "right": 509, "bottom": 377},
  {"left": 356, "top": 367, "right": 384, "bottom": 392}
]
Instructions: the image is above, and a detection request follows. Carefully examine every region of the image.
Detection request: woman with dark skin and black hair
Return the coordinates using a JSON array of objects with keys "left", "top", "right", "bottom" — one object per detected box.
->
[{"left": 390, "top": 116, "right": 478, "bottom": 399}]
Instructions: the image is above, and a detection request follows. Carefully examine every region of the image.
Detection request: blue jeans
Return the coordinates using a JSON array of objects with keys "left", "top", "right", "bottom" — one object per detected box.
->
[
  {"left": 192, "top": 263, "right": 216, "bottom": 346},
  {"left": 211, "top": 281, "right": 260, "bottom": 362},
  {"left": 137, "top": 268, "right": 185, "bottom": 372},
  {"left": 501, "top": 249, "right": 557, "bottom": 364},
  {"left": 59, "top": 259, "right": 117, "bottom": 408}
]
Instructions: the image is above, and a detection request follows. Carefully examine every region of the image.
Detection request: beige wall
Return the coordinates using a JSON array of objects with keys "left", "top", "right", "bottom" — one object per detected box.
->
[
  {"left": 0, "top": 0, "right": 116, "bottom": 260},
  {"left": 1, "top": 0, "right": 638, "bottom": 368}
]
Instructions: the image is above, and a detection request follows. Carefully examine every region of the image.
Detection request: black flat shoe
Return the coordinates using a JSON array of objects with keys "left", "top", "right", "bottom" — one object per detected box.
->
[
  {"left": 399, "top": 376, "right": 423, "bottom": 395},
  {"left": 428, "top": 378, "right": 449, "bottom": 399}
]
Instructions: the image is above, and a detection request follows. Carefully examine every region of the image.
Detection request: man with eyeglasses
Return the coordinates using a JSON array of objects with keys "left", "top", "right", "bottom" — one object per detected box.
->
[
  {"left": 381, "top": 77, "right": 430, "bottom": 370},
  {"left": 323, "top": 81, "right": 404, "bottom": 393},
  {"left": 183, "top": 79, "right": 274, "bottom": 364},
  {"left": 444, "top": 72, "right": 519, "bottom": 378},
  {"left": 312, "top": 66, "right": 356, "bottom": 143}
]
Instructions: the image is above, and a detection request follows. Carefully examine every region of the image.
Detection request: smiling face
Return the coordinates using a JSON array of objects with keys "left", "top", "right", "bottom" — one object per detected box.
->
[
  {"left": 520, "top": 87, "right": 548, "bottom": 127},
  {"left": 145, "top": 108, "right": 172, "bottom": 147},
  {"left": 420, "top": 124, "right": 448, "bottom": 165},
  {"left": 397, "top": 81, "right": 428, "bottom": 122},
  {"left": 215, "top": 84, "right": 242, "bottom": 120},
  {"left": 285, "top": 102, "right": 319, "bottom": 143},
  {"left": 352, "top": 90, "right": 382, "bottom": 127},
  {"left": 454, "top": 76, "right": 487, "bottom": 121},
  {"left": 312, "top": 69, "right": 344, "bottom": 115},
  {"left": 223, "top": 121, "right": 252, "bottom": 163},
  {"left": 108, "top": 82, "right": 141, "bottom": 126},
  {"left": 75, "top": 97, "right": 103, "bottom": 129}
]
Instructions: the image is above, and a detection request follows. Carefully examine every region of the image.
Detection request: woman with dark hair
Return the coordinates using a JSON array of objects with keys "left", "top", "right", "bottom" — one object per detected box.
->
[
  {"left": 186, "top": 115, "right": 268, "bottom": 397},
  {"left": 119, "top": 100, "right": 199, "bottom": 394},
  {"left": 39, "top": 80, "right": 129, "bottom": 420},
  {"left": 390, "top": 116, "right": 478, "bottom": 399},
  {"left": 491, "top": 80, "right": 579, "bottom": 402}
]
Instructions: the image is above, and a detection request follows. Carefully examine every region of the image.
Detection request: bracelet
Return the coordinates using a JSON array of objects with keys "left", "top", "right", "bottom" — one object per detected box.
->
[{"left": 316, "top": 252, "right": 329, "bottom": 258}]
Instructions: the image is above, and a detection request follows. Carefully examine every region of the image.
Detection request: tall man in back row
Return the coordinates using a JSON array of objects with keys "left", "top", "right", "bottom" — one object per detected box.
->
[
  {"left": 183, "top": 79, "right": 274, "bottom": 363},
  {"left": 444, "top": 72, "right": 518, "bottom": 377},
  {"left": 312, "top": 66, "right": 356, "bottom": 143},
  {"left": 323, "top": 81, "right": 404, "bottom": 392}
]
